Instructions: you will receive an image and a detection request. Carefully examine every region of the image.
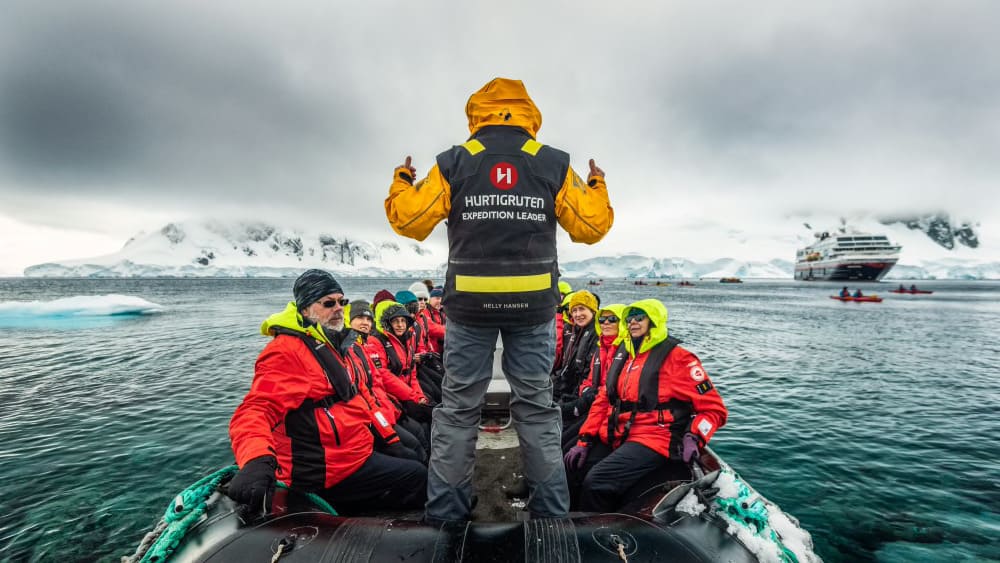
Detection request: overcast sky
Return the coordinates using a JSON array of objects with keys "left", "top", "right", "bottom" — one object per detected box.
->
[{"left": 1, "top": 0, "right": 998, "bottom": 274}]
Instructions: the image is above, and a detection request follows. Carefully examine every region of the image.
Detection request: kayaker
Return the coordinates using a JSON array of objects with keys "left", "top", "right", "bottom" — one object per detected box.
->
[
  {"left": 898, "top": 284, "right": 906, "bottom": 291},
  {"left": 853, "top": 289, "right": 864, "bottom": 298},
  {"left": 385, "top": 77, "right": 614, "bottom": 524},
  {"left": 564, "top": 299, "right": 728, "bottom": 512},
  {"left": 840, "top": 286, "right": 850, "bottom": 298},
  {"left": 227, "top": 270, "right": 427, "bottom": 514}
]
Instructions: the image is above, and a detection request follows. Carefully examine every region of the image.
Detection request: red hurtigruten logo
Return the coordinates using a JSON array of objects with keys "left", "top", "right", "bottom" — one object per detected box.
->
[{"left": 490, "top": 162, "right": 518, "bottom": 190}]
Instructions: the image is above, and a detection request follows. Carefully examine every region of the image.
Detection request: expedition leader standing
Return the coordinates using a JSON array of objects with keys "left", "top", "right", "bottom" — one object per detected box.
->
[{"left": 385, "top": 77, "right": 614, "bottom": 523}]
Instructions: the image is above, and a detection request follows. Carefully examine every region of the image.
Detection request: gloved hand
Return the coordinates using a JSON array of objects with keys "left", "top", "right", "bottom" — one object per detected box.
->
[
  {"left": 563, "top": 445, "right": 590, "bottom": 471},
  {"left": 560, "top": 400, "right": 577, "bottom": 419},
  {"left": 580, "top": 387, "right": 596, "bottom": 405},
  {"left": 402, "top": 400, "right": 433, "bottom": 423},
  {"left": 227, "top": 455, "right": 277, "bottom": 512},
  {"left": 681, "top": 432, "right": 702, "bottom": 464}
]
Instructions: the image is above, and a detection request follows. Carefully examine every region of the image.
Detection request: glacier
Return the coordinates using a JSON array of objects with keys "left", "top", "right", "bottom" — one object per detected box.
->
[{"left": 20, "top": 218, "right": 1000, "bottom": 280}]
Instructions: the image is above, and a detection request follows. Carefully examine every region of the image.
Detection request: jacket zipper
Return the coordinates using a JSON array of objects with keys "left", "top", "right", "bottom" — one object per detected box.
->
[{"left": 323, "top": 408, "right": 341, "bottom": 446}]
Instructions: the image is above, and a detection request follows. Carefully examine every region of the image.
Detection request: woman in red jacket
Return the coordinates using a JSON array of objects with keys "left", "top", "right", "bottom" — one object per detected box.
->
[
  {"left": 561, "top": 303, "right": 625, "bottom": 451},
  {"left": 366, "top": 300, "right": 434, "bottom": 455},
  {"left": 564, "top": 298, "right": 727, "bottom": 512}
]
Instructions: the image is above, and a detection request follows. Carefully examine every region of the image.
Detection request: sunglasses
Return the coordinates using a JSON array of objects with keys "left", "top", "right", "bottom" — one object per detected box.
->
[
  {"left": 321, "top": 297, "right": 350, "bottom": 308},
  {"left": 417, "top": 297, "right": 428, "bottom": 302},
  {"left": 625, "top": 313, "right": 648, "bottom": 323},
  {"left": 598, "top": 315, "right": 619, "bottom": 324}
]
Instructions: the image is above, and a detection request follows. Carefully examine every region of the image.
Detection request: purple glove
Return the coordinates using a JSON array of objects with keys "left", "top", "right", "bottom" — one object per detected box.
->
[
  {"left": 681, "top": 433, "right": 702, "bottom": 464},
  {"left": 563, "top": 444, "right": 590, "bottom": 470}
]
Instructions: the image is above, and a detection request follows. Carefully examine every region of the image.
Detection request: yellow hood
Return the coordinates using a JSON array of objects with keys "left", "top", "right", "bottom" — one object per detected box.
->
[
  {"left": 621, "top": 299, "right": 669, "bottom": 357},
  {"left": 259, "top": 302, "right": 331, "bottom": 345},
  {"left": 599, "top": 303, "right": 627, "bottom": 345},
  {"left": 466, "top": 78, "right": 542, "bottom": 138}
]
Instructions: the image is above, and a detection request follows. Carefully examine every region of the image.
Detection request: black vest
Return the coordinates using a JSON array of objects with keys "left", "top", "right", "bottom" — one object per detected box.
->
[{"left": 437, "top": 126, "right": 570, "bottom": 326}]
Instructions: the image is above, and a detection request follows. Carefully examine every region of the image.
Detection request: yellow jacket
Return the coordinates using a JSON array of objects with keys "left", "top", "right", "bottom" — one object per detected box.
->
[{"left": 385, "top": 78, "right": 613, "bottom": 244}]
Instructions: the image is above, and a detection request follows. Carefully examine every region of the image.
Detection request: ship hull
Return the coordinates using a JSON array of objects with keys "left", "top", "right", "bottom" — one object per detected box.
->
[{"left": 795, "top": 259, "right": 897, "bottom": 281}]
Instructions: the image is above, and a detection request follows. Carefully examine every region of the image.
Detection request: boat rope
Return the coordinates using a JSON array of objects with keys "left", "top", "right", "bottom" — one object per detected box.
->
[
  {"left": 712, "top": 469, "right": 800, "bottom": 563},
  {"left": 124, "top": 465, "right": 338, "bottom": 563}
]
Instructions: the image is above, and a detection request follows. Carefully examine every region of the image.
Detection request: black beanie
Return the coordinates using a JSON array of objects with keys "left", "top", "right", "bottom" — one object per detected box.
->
[
  {"left": 293, "top": 269, "right": 344, "bottom": 310},
  {"left": 350, "top": 300, "right": 374, "bottom": 321}
]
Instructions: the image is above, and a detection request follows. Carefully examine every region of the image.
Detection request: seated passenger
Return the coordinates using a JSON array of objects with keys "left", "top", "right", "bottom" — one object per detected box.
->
[
  {"left": 562, "top": 303, "right": 625, "bottom": 452},
  {"left": 853, "top": 289, "right": 863, "bottom": 298},
  {"left": 395, "top": 289, "right": 442, "bottom": 404},
  {"left": 367, "top": 300, "right": 433, "bottom": 455},
  {"left": 898, "top": 284, "right": 906, "bottom": 291},
  {"left": 347, "top": 300, "right": 426, "bottom": 463},
  {"left": 564, "top": 299, "right": 727, "bottom": 513},
  {"left": 910, "top": 284, "right": 918, "bottom": 291},
  {"left": 553, "top": 291, "right": 600, "bottom": 422},
  {"left": 840, "top": 286, "right": 850, "bottom": 298},
  {"left": 227, "top": 270, "right": 426, "bottom": 515}
]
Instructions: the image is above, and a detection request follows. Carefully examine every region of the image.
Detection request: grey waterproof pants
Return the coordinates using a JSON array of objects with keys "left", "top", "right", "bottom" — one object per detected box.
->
[{"left": 425, "top": 318, "right": 569, "bottom": 522}]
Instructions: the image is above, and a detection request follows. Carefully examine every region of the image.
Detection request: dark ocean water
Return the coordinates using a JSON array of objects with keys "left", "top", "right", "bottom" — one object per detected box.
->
[{"left": 0, "top": 277, "right": 997, "bottom": 562}]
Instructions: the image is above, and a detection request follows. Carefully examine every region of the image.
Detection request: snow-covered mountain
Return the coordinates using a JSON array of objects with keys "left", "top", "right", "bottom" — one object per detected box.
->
[
  {"left": 879, "top": 213, "right": 980, "bottom": 251},
  {"left": 559, "top": 256, "right": 794, "bottom": 280},
  {"left": 22, "top": 216, "right": 999, "bottom": 279},
  {"left": 24, "top": 221, "right": 447, "bottom": 278}
]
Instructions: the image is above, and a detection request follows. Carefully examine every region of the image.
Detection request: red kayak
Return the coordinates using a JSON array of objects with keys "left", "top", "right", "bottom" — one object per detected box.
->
[
  {"left": 889, "top": 289, "right": 934, "bottom": 294},
  {"left": 830, "top": 295, "right": 883, "bottom": 303}
]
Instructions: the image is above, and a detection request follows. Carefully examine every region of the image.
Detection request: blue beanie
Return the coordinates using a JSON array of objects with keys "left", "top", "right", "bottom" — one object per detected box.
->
[
  {"left": 430, "top": 287, "right": 444, "bottom": 298},
  {"left": 394, "top": 290, "right": 418, "bottom": 305}
]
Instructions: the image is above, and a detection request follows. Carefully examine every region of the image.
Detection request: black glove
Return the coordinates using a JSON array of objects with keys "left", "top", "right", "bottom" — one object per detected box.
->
[
  {"left": 402, "top": 400, "right": 433, "bottom": 423},
  {"left": 227, "top": 456, "right": 277, "bottom": 512},
  {"left": 580, "top": 387, "right": 596, "bottom": 405},
  {"left": 560, "top": 400, "right": 578, "bottom": 419}
]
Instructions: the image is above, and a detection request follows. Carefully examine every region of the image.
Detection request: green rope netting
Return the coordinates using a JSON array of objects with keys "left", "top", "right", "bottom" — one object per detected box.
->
[
  {"left": 713, "top": 469, "right": 799, "bottom": 563},
  {"left": 128, "top": 465, "right": 337, "bottom": 563}
]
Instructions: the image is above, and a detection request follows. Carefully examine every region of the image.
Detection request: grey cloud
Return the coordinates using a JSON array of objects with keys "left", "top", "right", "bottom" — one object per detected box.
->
[
  {"left": 0, "top": 0, "right": 998, "bottom": 255},
  {"left": 0, "top": 2, "right": 364, "bottom": 205}
]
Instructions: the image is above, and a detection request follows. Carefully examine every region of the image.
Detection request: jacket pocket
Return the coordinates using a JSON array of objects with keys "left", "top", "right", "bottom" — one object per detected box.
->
[{"left": 323, "top": 408, "right": 341, "bottom": 446}]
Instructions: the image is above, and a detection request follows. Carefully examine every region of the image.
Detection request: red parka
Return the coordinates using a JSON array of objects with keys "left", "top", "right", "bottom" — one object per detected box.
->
[
  {"left": 230, "top": 303, "right": 381, "bottom": 491},
  {"left": 417, "top": 307, "right": 446, "bottom": 355},
  {"left": 578, "top": 299, "right": 727, "bottom": 459}
]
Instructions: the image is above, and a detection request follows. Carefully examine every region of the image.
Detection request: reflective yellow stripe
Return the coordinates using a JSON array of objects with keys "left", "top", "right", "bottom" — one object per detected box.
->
[
  {"left": 462, "top": 139, "right": 486, "bottom": 155},
  {"left": 520, "top": 139, "right": 543, "bottom": 156},
  {"left": 455, "top": 273, "right": 551, "bottom": 293}
]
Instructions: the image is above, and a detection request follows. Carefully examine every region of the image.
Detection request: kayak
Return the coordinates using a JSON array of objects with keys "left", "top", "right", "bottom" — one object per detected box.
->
[
  {"left": 889, "top": 289, "right": 933, "bottom": 294},
  {"left": 830, "top": 295, "right": 883, "bottom": 303},
  {"left": 124, "top": 446, "right": 820, "bottom": 563}
]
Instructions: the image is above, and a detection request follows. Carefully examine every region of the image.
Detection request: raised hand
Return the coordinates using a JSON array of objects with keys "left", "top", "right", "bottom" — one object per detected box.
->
[
  {"left": 400, "top": 156, "right": 417, "bottom": 178},
  {"left": 588, "top": 159, "right": 605, "bottom": 179}
]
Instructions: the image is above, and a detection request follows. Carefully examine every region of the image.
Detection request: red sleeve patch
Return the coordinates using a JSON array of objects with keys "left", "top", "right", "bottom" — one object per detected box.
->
[{"left": 689, "top": 365, "right": 706, "bottom": 382}]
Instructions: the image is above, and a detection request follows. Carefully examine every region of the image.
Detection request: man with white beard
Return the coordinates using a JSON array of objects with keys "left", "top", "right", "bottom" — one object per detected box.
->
[{"left": 227, "top": 269, "right": 427, "bottom": 515}]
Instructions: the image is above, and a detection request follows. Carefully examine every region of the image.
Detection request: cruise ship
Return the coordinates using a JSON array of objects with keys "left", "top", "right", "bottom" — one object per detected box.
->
[{"left": 794, "top": 232, "right": 901, "bottom": 281}]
